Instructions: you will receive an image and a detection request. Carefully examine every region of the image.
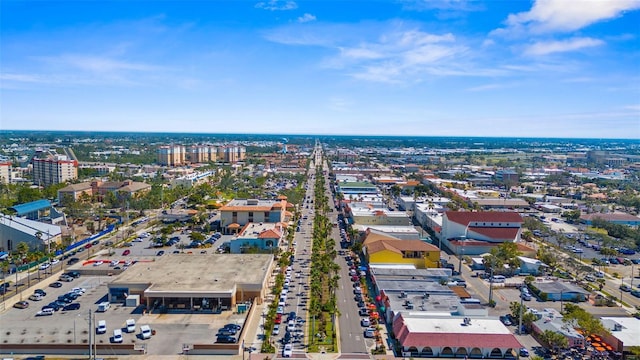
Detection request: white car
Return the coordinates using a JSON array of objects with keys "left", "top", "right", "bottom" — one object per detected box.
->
[
  {"left": 272, "top": 324, "right": 280, "bottom": 335},
  {"left": 361, "top": 318, "right": 370, "bottom": 327},
  {"left": 287, "top": 320, "right": 295, "bottom": 332},
  {"left": 72, "top": 287, "right": 86, "bottom": 294},
  {"left": 93, "top": 261, "right": 104, "bottom": 266},
  {"left": 39, "top": 263, "right": 50, "bottom": 270},
  {"left": 50, "top": 259, "right": 60, "bottom": 265},
  {"left": 283, "top": 344, "right": 293, "bottom": 357}
]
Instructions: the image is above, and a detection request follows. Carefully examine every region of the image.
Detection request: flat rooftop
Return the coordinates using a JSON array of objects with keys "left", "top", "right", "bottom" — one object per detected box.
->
[
  {"left": 111, "top": 254, "right": 273, "bottom": 292},
  {"left": 405, "top": 315, "right": 511, "bottom": 335},
  {"left": 371, "top": 267, "right": 452, "bottom": 280},
  {"left": 237, "top": 222, "right": 281, "bottom": 239}
]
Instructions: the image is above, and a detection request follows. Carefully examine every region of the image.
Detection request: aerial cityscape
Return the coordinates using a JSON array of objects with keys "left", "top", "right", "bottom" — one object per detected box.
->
[{"left": 1, "top": 0, "right": 640, "bottom": 360}]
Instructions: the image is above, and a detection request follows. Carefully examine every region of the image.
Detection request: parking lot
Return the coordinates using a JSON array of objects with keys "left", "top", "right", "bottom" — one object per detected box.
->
[{"left": 1, "top": 224, "right": 253, "bottom": 355}]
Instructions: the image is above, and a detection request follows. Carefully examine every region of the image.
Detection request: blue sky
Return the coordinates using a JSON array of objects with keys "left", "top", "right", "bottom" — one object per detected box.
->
[{"left": 2, "top": 0, "right": 639, "bottom": 138}]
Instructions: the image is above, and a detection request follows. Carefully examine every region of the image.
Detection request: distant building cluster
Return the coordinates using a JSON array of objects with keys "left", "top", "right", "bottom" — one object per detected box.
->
[{"left": 157, "top": 144, "right": 246, "bottom": 166}]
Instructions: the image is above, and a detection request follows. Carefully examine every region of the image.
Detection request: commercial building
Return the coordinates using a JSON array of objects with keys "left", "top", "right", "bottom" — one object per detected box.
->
[
  {"left": 347, "top": 206, "right": 412, "bottom": 227},
  {"left": 580, "top": 213, "right": 640, "bottom": 226},
  {"left": 107, "top": 254, "right": 274, "bottom": 311},
  {"left": 170, "top": 170, "right": 215, "bottom": 188},
  {"left": 439, "top": 211, "right": 523, "bottom": 255},
  {"left": 218, "top": 198, "right": 292, "bottom": 234},
  {"left": 531, "top": 308, "right": 586, "bottom": 348},
  {"left": 57, "top": 180, "right": 151, "bottom": 204},
  {"left": 0, "top": 214, "right": 62, "bottom": 252},
  {"left": 229, "top": 222, "right": 284, "bottom": 253},
  {"left": 532, "top": 281, "right": 589, "bottom": 303},
  {"left": 32, "top": 154, "right": 78, "bottom": 186},
  {"left": 393, "top": 313, "right": 523, "bottom": 358},
  {"left": 600, "top": 317, "right": 640, "bottom": 354},
  {"left": 363, "top": 231, "right": 440, "bottom": 268}
]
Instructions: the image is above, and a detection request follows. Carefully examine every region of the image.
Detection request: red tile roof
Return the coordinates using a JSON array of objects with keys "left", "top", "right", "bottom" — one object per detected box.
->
[
  {"left": 258, "top": 229, "right": 282, "bottom": 239},
  {"left": 468, "top": 226, "right": 520, "bottom": 240},
  {"left": 393, "top": 314, "right": 522, "bottom": 349},
  {"left": 445, "top": 211, "right": 523, "bottom": 225}
]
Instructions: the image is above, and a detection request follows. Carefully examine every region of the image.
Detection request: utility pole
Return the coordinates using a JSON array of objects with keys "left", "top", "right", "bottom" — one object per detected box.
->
[{"left": 89, "top": 309, "right": 92, "bottom": 359}]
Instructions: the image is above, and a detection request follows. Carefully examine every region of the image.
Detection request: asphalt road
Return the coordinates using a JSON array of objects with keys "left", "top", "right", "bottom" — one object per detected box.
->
[{"left": 318, "top": 155, "right": 370, "bottom": 354}]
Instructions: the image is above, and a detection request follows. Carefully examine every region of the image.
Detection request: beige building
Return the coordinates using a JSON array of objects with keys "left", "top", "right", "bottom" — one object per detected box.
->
[
  {"left": 157, "top": 145, "right": 186, "bottom": 166},
  {"left": 0, "top": 162, "right": 11, "bottom": 184},
  {"left": 32, "top": 155, "right": 78, "bottom": 186},
  {"left": 107, "top": 254, "right": 274, "bottom": 310}
]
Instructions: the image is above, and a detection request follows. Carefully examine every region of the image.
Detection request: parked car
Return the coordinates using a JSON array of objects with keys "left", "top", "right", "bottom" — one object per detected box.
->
[
  {"left": 58, "top": 275, "right": 73, "bottom": 282},
  {"left": 122, "top": 250, "right": 131, "bottom": 256},
  {"left": 63, "top": 303, "right": 81, "bottom": 311},
  {"left": 49, "top": 281, "right": 63, "bottom": 288},
  {"left": 14, "top": 301, "right": 29, "bottom": 309},
  {"left": 283, "top": 343, "right": 293, "bottom": 357},
  {"left": 216, "top": 335, "right": 236, "bottom": 343}
]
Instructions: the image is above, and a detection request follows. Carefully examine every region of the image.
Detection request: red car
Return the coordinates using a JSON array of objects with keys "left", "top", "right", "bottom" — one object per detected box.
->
[
  {"left": 122, "top": 250, "right": 131, "bottom": 256},
  {"left": 275, "top": 314, "right": 282, "bottom": 324},
  {"left": 84, "top": 243, "right": 92, "bottom": 249}
]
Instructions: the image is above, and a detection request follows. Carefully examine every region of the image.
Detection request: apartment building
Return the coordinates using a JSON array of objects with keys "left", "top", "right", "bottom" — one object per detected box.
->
[
  {"left": 0, "top": 162, "right": 11, "bottom": 184},
  {"left": 158, "top": 144, "right": 245, "bottom": 165},
  {"left": 32, "top": 154, "right": 78, "bottom": 186},
  {"left": 157, "top": 145, "right": 186, "bottom": 166}
]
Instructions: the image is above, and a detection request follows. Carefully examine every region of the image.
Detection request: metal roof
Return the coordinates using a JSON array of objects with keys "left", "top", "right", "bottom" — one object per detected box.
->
[{"left": 10, "top": 199, "right": 51, "bottom": 216}]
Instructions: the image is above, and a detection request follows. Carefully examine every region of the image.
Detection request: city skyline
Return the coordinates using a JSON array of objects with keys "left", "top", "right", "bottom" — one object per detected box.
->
[{"left": 1, "top": 0, "right": 639, "bottom": 139}]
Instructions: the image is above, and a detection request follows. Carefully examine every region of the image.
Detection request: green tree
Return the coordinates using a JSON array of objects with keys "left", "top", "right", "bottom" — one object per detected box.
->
[
  {"left": 562, "top": 303, "right": 609, "bottom": 339},
  {"left": 539, "top": 329, "right": 569, "bottom": 348}
]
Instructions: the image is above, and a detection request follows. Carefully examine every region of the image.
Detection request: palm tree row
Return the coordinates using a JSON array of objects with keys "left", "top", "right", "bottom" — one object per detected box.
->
[{"left": 307, "top": 165, "right": 340, "bottom": 350}]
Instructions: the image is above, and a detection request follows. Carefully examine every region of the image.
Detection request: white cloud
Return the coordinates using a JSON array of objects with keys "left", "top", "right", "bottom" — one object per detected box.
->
[
  {"left": 524, "top": 37, "right": 604, "bottom": 56},
  {"left": 466, "top": 83, "right": 512, "bottom": 92},
  {"left": 46, "top": 54, "right": 164, "bottom": 73},
  {"left": 255, "top": 0, "right": 297, "bottom": 11},
  {"left": 494, "top": 0, "right": 640, "bottom": 35},
  {"left": 297, "top": 13, "right": 316, "bottom": 23},
  {"left": 400, "top": 0, "right": 483, "bottom": 11}
]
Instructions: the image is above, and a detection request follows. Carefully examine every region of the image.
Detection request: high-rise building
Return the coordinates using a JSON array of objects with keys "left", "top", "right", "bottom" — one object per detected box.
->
[
  {"left": 0, "top": 162, "right": 11, "bottom": 184},
  {"left": 157, "top": 145, "right": 186, "bottom": 166},
  {"left": 32, "top": 155, "right": 78, "bottom": 186},
  {"left": 187, "top": 145, "right": 210, "bottom": 163}
]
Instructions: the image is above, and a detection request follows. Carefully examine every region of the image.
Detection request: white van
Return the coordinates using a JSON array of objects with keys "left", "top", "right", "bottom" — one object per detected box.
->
[
  {"left": 113, "top": 329, "right": 123, "bottom": 343},
  {"left": 97, "top": 302, "right": 110, "bottom": 312},
  {"left": 490, "top": 275, "right": 506, "bottom": 283},
  {"left": 140, "top": 325, "right": 152, "bottom": 339},
  {"left": 125, "top": 318, "right": 136, "bottom": 333},
  {"left": 96, "top": 320, "right": 107, "bottom": 334}
]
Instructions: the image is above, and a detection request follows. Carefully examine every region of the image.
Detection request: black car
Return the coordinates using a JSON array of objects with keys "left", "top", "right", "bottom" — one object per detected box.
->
[
  {"left": 63, "top": 303, "right": 81, "bottom": 311},
  {"left": 215, "top": 335, "right": 236, "bottom": 343},
  {"left": 67, "top": 257, "right": 80, "bottom": 265},
  {"left": 57, "top": 295, "right": 73, "bottom": 304},
  {"left": 34, "top": 289, "right": 47, "bottom": 296},
  {"left": 223, "top": 323, "right": 242, "bottom": 331},
  {"left": 217, "top": 328, "right": 236, "bottom": 336},
  {"left": 65, "top": 271, "right": 81, "bottom": 278},
  {"left": 359, "top": 308, "right": 369, "bottom": 316},
  {"left": 44, "top": 302, "right": 61, "bottom": 311},
  {"left": 49, "top": 281, "right": 63, "bottom": 288},
  {"left": 288, "top": 312, "right": 296, "bottom": 321}
]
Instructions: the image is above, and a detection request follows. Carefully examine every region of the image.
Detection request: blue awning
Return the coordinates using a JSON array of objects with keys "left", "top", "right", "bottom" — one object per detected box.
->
[{"left": 10, "top": 199, "right": 51, "bottom": 216}]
